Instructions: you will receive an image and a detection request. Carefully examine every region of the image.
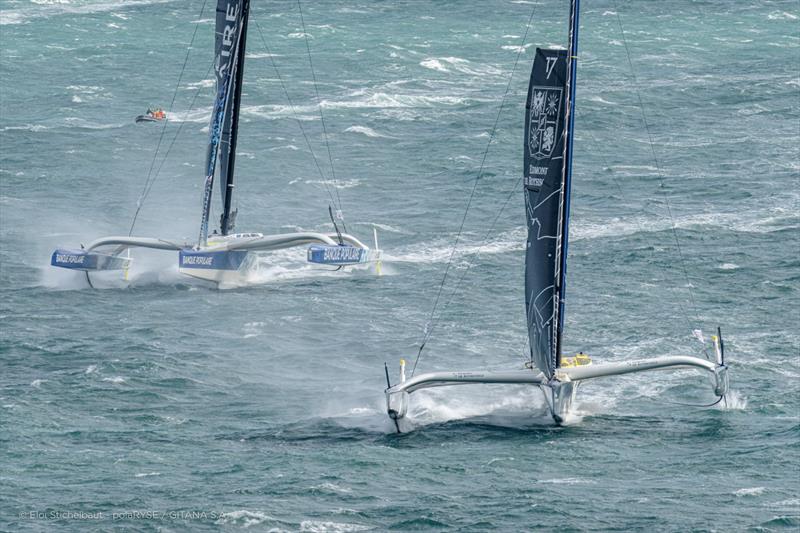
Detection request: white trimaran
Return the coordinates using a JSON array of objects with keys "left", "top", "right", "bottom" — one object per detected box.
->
[
  {"left": 385, "top": 0, "right": 729, "bottom": 430},
  {"left": 51, "top": 0, "right": 380, "bottom": 286}
]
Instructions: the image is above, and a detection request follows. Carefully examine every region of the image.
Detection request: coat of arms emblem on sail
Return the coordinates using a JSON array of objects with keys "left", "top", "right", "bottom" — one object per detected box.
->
[{"left": 528, "top": 87, "right": 563, "bottom": 160}]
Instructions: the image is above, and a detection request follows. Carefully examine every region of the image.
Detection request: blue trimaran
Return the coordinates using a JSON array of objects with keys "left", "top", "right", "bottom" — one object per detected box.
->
[
  {"left": 385, "top": 0, "right": 729, "bottom": 429},
  {"left": 51, "top": 0, "right": 380, "bottom": 286}
]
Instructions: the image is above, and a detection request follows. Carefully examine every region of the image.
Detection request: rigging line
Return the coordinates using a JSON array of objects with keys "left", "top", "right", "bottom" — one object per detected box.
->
[
  {"left": 297, "top": 0, "right": 348, "bottom": 233},
  {"left": 145, "top": 59, "right": 218, "bottom": 205},
  {"left": 575, "top": 106, "right": 695, "bottom": 334},
  {"left": 444, "top": 176, "right": 535, "bottom": 367},
  {"left": 428, "top": 177, "right": 524, "bottom": 355},
  {"left": 411, "top": 5, "right": 537, "bottom": 377},
  {"left": 611, "top": 2, "right": 700, "bottom": 324},
  {"left": 129, "top": 0, "right": 209, "bottom": 236},
  {"left": 251, "top": 16, "right": 341, "bottom": 216}
]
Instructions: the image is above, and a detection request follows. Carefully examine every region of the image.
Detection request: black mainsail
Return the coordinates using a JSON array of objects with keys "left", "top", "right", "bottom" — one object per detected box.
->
[
  {"left": 523, "top": 0, "right": 580, "bottom": 380},
  {"left": 523, "top": 48, "right": 568, "bottom": 379},
  {"left": 218, "top": 0, "right": 249, "bottom": 235},
  {"left": 199, "top": 0, "right": 249, "bottom": 245}
]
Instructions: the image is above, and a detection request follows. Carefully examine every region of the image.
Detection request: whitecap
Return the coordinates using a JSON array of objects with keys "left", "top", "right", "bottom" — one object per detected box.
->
[
  {"left": 734, "top": 487, "right": 765, "bottom": 497},
  {"left": 1, "top": 0, "right": 177, "bottom": 27},
  {"left": 501, "top": 44, "right": 533, "bottom": 53},
  {"left": 765, "top": 498, "right": 800, "bottom": 508},
  {"left": 538, "top": 478, "right": 596, "bottom": 485},
  {"left": 63, "top": 117, "right": 122, "bottom": 130},
  {"left": 1, "top": 124, "right": 48, "bottom": 132},
  {"left": 385, "top": 227, "right": 525, "bottom": 264},
  {"left": 183, "top": 79, "right": 214, "bottom": 90},
  {"left": 245, "top": 52, "right": 280, "bottom": 59},
  {"left": 343, "top": 125, "right": 391, "bottom": 138},
  {"left": 0, "top": 12, "right": 25, "bottom": 25},
  {"left": 768, "top": 11, "right": 798, "bottom": 20},
  {"left": 299, "top": 520, "right": 370, "bottom": 533},
  {"left": 420, "top": 56, "right": 501, "bottom": 77},
  {"left": 312, "top": 482, "right": 353, "bottom": 494},
  {"left": 216, "top": 510, "right": 278, "bottom": 528},
  {"left": 303, "top": 178, "right": 360, "bottom": 190},
  {"left": 420, "top": 58, "right": 448, "bottom": 72}
]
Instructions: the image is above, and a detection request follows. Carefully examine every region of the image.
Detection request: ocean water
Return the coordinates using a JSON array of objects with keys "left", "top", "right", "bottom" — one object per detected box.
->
[{"left": 1, "top": 0, "right": 798, "bottom": 531}]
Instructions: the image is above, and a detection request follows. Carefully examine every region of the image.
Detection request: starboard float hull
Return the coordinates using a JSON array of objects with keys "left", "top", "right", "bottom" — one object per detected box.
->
[{"left": 306, "top": 244, "right": 371, "bottom": 266}]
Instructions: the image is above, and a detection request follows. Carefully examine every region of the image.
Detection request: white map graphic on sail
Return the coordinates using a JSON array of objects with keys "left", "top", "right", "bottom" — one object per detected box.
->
[{"left": 528, "top": 87, "right": 563, "bottom": 160}]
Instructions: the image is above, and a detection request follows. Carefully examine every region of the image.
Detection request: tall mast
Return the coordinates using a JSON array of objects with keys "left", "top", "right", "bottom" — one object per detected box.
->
[
  {"left": 220, "top": 0, "right": 250, "bottom": 236},
  {"left": 554, "top": 0, "right": 580, "bottom": 366}
]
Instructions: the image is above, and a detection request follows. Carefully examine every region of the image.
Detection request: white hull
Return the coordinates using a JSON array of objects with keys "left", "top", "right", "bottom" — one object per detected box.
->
[
  {"left": 54, "top": 230, "right": 381, "bottom": 286},
  {"left": 385, "top": 356, "right": 729, "bottom": 431}
]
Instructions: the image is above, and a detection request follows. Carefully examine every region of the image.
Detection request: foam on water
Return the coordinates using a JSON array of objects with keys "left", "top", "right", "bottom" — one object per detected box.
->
[
  {"left": 397, "top": 385, "right": 553, "bottom": 431},
  {"left": 718, "top": 390, "right": 748, "bottom": 411},
  {"left": 2, "top": 1, "right": 798, "bottom": 531},
  {"left": 0, "top": 0, "right": 173, "bottom": 26},
  {"left": 343, "top": 125, "right": 392, "bottom": 138},
  {"left": 385, "top": 227, "right": 525, "bottom": 264},
  {"left": 735, "top": 487, "right": 766, "bottom": 497}
]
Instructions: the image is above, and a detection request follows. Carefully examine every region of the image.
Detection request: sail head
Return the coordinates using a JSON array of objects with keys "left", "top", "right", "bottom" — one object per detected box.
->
[{"left": 523, "top": 48, "right": 569, "bottom": 379}]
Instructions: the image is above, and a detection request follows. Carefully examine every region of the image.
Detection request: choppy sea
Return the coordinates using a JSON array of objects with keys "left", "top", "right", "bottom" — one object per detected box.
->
[{"left": 1, "top": 0, "right": 798, "bottom": 531}]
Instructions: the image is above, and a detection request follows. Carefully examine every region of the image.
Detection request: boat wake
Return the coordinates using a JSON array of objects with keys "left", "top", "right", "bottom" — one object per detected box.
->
[
  {"left": 42, "top": 246, "right": 381, "bottom": 290},
  {"left": 384, "top": 227, "right": 525, "bottom": 265},
  {"left": 716, "top": 390, "right": 747, "bottom": 410},
  {"left": 220, "top": 252, "right": 379, "bottom": 289},
  {"left": 387, "top": 385, "right": 561, "bottom": 432}
]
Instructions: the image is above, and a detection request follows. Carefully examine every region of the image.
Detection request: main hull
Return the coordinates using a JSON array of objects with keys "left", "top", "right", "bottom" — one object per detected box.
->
[{"left": 178, "top": 248, "right": 253, "bottom": 283}]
